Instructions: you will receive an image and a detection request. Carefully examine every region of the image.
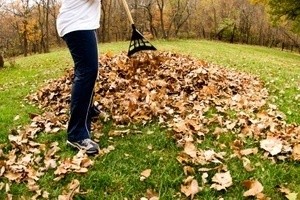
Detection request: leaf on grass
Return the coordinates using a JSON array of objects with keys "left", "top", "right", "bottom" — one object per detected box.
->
[
  {"left": 146, "top": 188, "right": 159, "bottom": 200},
  {"left": 285, "top": 193, "right": 298, "bottom": 200},
  {"left": 140, "top": 169, "right": 151, "bottom": 181},
  {"left": 260, "top": 137, "right": 282, "bottom": 156},
  {"left": 184, "top": 142, "right": 197, "bottom": 158},
  {"left": 14, "top": 115, "right": 20, "bottom": 121},
  {"left": 243, "top": 179, "right": 263, "bottom": 197},
  {"left": 4, "top": 171, "right": 23, "bottom": 181},
  {"left": 58, "top": 179, "right": 80, "bottom": 200},
  {"left": 201, "top": 172, "right": 208, "bottom": 185},
  {"left": 242, "top": 157, "right": 254, "bottom": 172},
  {"left": 210, "top": 171, "right": 233, "bottom": 191},
  {"left": 181, "top": 176, "right": 200, "bottom": 199},
  {"left": 54, "top": 150, "right": 93, "bottom": 177},
  {"left": 292, "top": 144, "right": 300, "bottom": 161},
  {"left": 240, "top": 148, "right": 258, "bottom": 156},
  {"left": 183, "top": 166, "right": 195, "bottom": 175},
  {"left": 278, "top": 185, "right": 298, "bottom": 200}
]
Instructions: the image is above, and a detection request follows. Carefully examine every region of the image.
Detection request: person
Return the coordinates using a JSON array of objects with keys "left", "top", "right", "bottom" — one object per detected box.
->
[{"left": 56, "top": 0, "right": 101, "bottom": 154}]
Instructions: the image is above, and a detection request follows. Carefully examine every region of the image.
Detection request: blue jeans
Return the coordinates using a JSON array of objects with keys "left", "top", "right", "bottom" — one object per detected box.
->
[{"left": 63, "top": 30, "right": 99, "bottom": 142}]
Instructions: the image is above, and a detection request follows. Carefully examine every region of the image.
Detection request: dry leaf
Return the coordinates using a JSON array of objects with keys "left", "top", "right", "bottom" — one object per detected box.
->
[
  {"left": 292, "top": 144, "right": 300, "bottom": 161},
  {"left": 242, "top": 157, "right": 254, "bottom": 172},
  {"left": 181, "top": 177, "right": 200, "bottom": 199},
  {"left": 140, "top": 169, "right": 152, "bottom": 181},
  {"left": 183, "top": 166, "right": 195, "bottom": 175},
  {"left": 184, "top": 142, "right": 197, "bottom": 158},
  {"left": 278, "top": 185, "right": 298, "bottom": 200},
  {"left": 201, "top": 173, "right": 208, "bottom": 185},
  {"left": 210, "top": 171, "right": 233, "bottom": 191},
  {"left": 146, "top": 188, "right": 159, "bottom": 200},
  {"left": 285, "top": 193, "right": 298, "bottom": 200},
  {"left": 141, "top": 169, "right": 151, "bottom": 178},
  {"left": 260, "top": 137, "right": 283, "bottom": 156},
  {"left": 14, "top": 115, "right": 20, "bottom": 121},
  {"left": 240, "top": 148, "right": 258, "bottom": 156},
  {"left": 243, "top": 180, "right": 263, "bottom": 197},
  {"left": 58, "top": 179, "right": 80, "bottom": 200}
]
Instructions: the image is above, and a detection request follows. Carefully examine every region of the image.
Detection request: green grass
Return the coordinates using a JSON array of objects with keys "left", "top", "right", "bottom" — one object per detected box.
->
[{"left": 0, "top": 39, "right": 300, "bottom": 199}]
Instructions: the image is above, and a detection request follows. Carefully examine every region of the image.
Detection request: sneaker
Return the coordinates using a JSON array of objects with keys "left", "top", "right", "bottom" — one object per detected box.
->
[{"left": 67, "top": 138, "right": 99, "bottom": 154}]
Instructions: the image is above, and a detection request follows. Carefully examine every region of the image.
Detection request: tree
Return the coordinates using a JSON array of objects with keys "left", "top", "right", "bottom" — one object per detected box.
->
[
  {"left": 269, "top": 0, "right": 300, "bottom": 32},
  {"left": 155, "top": 0, "right": 167, "bottom": 38},
  {"left": 4, "top": 0, "right": 33, "bottom": 56},
  {"left": 0, "top": 52, "right": 4, "bottom": 68},
  {"left": 269, "top": 0, "right": 300, "bottom": 19}
]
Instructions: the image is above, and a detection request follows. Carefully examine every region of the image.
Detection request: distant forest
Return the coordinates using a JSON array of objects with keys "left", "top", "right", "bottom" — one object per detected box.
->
[{"left": 0, "top": 0, "right": 299, "bottom": 56}]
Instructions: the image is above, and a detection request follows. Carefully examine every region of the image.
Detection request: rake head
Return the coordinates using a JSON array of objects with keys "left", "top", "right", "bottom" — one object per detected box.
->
[{"left": 128, "top": 25, "right": 157, "bottom": 57}]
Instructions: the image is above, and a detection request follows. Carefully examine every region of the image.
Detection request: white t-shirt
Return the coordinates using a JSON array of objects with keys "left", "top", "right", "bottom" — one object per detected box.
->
[{"left": 56, "top": 0, "right": 101, "bottom": 37}]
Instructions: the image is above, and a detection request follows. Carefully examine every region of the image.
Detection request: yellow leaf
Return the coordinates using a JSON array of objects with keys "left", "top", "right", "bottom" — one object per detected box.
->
[{"left": 286, "top": 193, "right": 298, "bottom": 200}]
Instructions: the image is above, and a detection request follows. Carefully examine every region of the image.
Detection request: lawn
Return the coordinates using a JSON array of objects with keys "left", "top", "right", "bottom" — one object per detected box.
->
[{"left": 0, "top": 39, "right": 299, "bottom": 199}]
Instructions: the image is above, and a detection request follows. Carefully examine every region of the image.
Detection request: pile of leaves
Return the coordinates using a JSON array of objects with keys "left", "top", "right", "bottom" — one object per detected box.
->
[{"left": 1, "top": 51, "right": 300, "bottom": 199}]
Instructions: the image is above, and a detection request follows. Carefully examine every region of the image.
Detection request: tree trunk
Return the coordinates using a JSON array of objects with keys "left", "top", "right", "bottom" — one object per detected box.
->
[
  {"left": 0, "top": 53, "right": 4, "bottom": 68},
  {"left": 23, "top": 21, "right": 28, "bottom": 57},
  {"left": 156, "top": 0, "right": 167, "bottom": 39},
  {"left": 45, "top": 0, "right": 50, "bottom": 52}
]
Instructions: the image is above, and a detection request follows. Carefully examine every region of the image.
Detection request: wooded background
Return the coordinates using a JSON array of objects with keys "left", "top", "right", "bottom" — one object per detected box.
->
[{"left": 0, "top": 0, "right": 299, "bottom": 57}]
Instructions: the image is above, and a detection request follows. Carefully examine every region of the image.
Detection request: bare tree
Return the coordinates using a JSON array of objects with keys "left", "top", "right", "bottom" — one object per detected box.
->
[{"left": 156, "top": 0, "right": 167, "bottom": 38}]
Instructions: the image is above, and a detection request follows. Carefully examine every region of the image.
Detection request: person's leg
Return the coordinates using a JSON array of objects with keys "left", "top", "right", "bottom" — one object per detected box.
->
[{"left": 63, "top": 30, "right": 99, "bottom": 153}]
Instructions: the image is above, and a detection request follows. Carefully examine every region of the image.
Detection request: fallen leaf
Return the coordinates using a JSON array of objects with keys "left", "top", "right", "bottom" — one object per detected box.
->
[
  {"left": 210, "top": 171, "right": 233, "bottom": 191},
  {"left": 278, "top": 185, "right": 298, "bottom": 200},
  {"left": 141, "top": 169, "right": 151, "bottom": 178},
  {"left": 184, "top": 142, "right": 197, "bottom": 158},
  {"left": 292, "top": 144, "right": 300, "bottom": 161},
  {"left": 243, "top": 180, "right": 263, "bottom": 197},
  {"left": 240, "top": 148, "right": 258, "bottom": 156},
  {"left": 201, "top": 172, "right": 208, "bottom": 185},
  {"left": 181, "top": 177, "right": 200, "bottom": 199},
  {"left": 285, "top": 193, "right": 298, "bottom": 200},
  {"left": 58, "top": 179, "right": 80, "bottom": 200},
  {"left": 14, "top": 115, "right": 20, "bottom": 121},
  {"left": 260, "top": 137, "right": 282, "bottom": 156},
  {"left": 140, "top": 169, "right": 152, "bottom": 181},
  {"left": 183, "top": 166, "right": 195, "bottom": 175},
  {"left": 242, "top": 157, "right": 254, "bottom": 172}
]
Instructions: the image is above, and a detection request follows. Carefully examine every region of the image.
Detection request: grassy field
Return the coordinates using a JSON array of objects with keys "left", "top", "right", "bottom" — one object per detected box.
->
[{"left": 0, "top": 39, "right": 300, "bottom": 199}]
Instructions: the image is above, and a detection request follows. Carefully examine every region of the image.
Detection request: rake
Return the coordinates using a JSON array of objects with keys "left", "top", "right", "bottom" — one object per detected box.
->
[{"left": 120, "top": 0, "right": 157, "bottom": 57}]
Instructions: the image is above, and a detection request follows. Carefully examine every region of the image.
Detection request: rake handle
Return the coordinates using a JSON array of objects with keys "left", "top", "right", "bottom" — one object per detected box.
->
[{"left": 120, "top": 0, "right": 134, "bottom": 25}]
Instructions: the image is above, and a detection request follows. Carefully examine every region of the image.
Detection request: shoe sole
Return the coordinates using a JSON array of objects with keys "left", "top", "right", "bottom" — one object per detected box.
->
[{"left": 66, "top": 140, "right": 99, "bottom": 155}]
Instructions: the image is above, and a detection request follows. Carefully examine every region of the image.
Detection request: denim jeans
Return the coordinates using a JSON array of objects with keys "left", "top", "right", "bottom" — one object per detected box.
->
[{"left": 63, "top": 30, "right": 99, "bottom": 142}]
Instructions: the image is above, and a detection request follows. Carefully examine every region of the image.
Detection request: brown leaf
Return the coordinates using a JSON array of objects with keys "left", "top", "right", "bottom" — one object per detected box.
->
[
  {"left": 243, "top": 180, "right": 263, "bottom": 197},
  {"left": 181, "top": 177, "right": 200, "bottom": 199},
  {"left": 183, "top": 166, "right": 195, "bottom": 175},
  {"left": 242, "top": 157, "right": 254, "bottom": 172},
  {"left": 210, "top": 171, "right": 233, "bottom": 191},
  {"left": 140, "top": 169, "right": 152, "bottom": 181},
  {"left": 260, "top": 137, "right": 282, "bottom": 156},
  {"left": 184, "top": 142, "right": 197, "bottom": 158},
  {"left": 58, "top": 179, "right": 80, "bottom": 200},
  {"left": 278, "top": 185, "right": 298, "bottom": 200},
  {"left": 240, "top": 148, "right": 258, "bottom": 156},
  {"left": 292, "top": 144, "right": 300, "bottom": 161}
]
